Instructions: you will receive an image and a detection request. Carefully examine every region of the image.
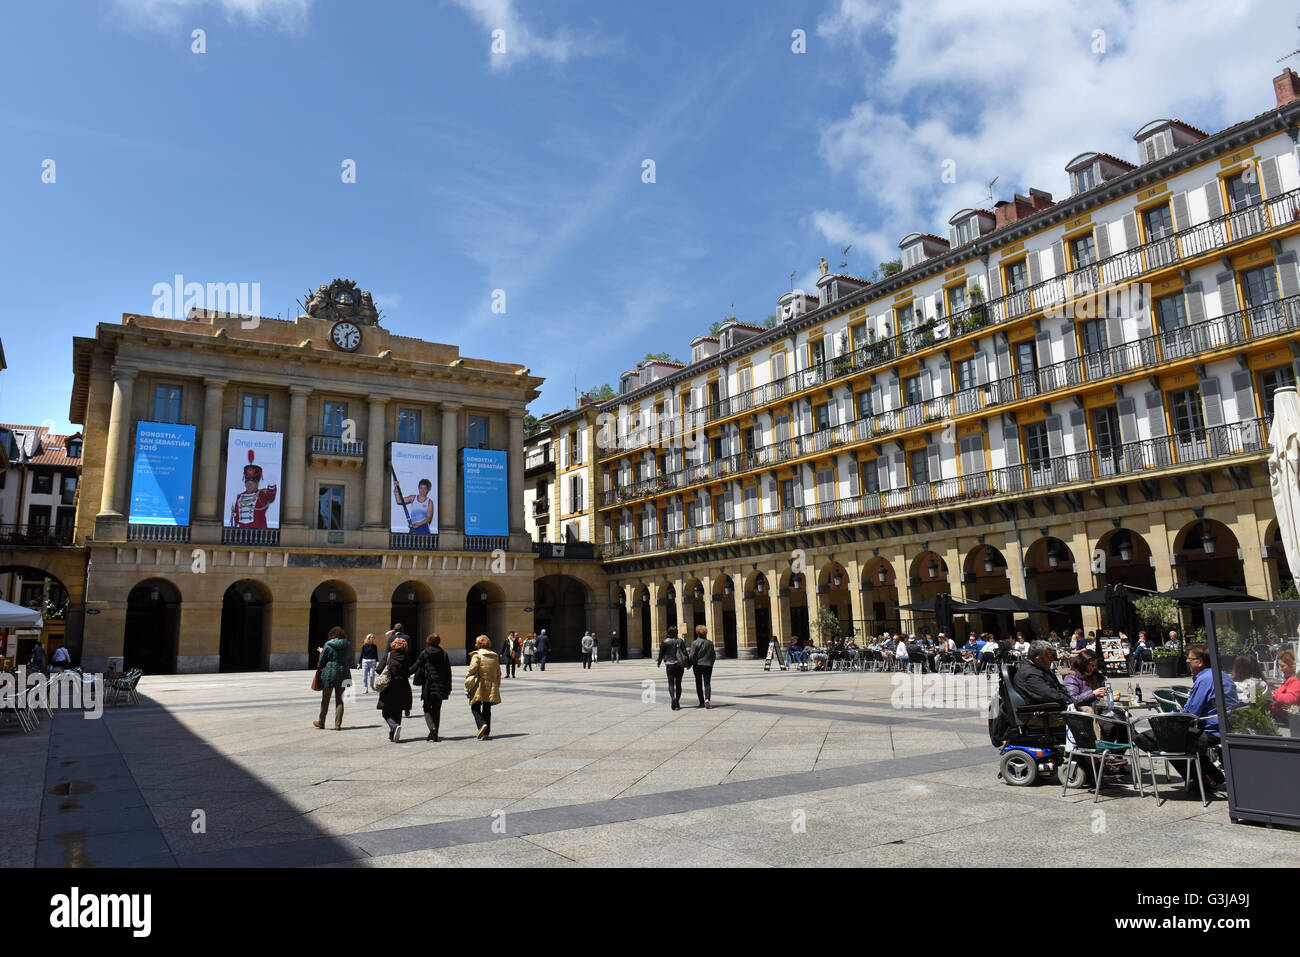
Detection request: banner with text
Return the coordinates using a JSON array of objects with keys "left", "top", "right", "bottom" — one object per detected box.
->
[
  {"left": 390, "top": 443, "right": 439, "bottom": 534},
  {"left": 128, "top": 422, "right": 196, "bottom": 526},
  {"left": 224, "top": 429, "right": 283, "bottom": 529},
  {"left": 463, "top": 448, "right": 508, "bottom": 537}
]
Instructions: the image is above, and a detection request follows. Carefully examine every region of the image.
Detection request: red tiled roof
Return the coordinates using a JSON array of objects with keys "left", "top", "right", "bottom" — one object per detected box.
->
[{"left": 0, "top": 424, "right": 80, "bottom": 467}]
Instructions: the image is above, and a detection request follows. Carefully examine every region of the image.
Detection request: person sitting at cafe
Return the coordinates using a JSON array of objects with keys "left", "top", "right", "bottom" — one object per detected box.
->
[
  {"left": 1072, "top": 629, "right": 1088, "bottom": 652},
  {"left": 1230, "top": 654, "right": 1269, "bottom": 704},
  {"left": 1270, "top": 648, "right": 1299, "bottom": 717},
  {"left": 1012, "top": 632, "right": 1030, "bottom": 657},
  {"left": 788, "top": 637, "right": 807, "bottom": 670},
  {"left": 1134, "top": 642, "right": 1235, "bottom": 792},
  {"left": 1062, "top": 649, "right": 1107, "bottom": 706},
  {"left": 1011, "top": 641, "right": 1075, "bottom": 721}
]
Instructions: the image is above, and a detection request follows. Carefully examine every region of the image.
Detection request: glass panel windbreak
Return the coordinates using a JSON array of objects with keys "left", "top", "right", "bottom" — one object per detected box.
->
[{"left": 1206, "top": 604, "right": 1300, "bottom": 739}]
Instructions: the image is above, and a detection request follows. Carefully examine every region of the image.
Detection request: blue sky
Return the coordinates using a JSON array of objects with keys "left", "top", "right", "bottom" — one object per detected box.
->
[{"left": 0, "top": 0, "right": 1293, "bottom": 432}]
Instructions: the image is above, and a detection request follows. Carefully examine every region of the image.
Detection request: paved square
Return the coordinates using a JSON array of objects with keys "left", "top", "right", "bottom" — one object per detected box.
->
[{"left": 8, "top": 662, "right": 1300, "bottom": 868}]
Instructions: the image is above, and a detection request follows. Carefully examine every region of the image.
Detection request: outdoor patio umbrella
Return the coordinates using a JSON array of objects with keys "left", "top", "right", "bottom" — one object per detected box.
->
[
  {"left": 0, "top": 599, "right": 43, "bottom": 629},
  {"left": 896, "top": 596, "right": 976, "bottom": 613},
  {"left": 965, "top": 593, "right": 1060, "bottom": 615},
  {"left": 1049, "top": 586, "right": 1110, "bottom": 607},
  {"left": 1268, "top": 386, "right": 1300, "bottom": 585},
  {"left": 1160, "top": 582, "right": 1262, "bottom": 605}
]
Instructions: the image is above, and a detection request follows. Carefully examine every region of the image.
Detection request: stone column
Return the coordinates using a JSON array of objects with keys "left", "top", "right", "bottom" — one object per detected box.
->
[
  {"left": 701, "top": 575, "right": 718, "bottom": 648},
  {"left": 769, "top": 564, "right": 791, "bottom": 645},
  {"left": 440, "top": 403, "right": 461, "bottom": 542},
  {"left": 846, "top": 557, "right": 866, "bottom": 633},
  {"left": 509, "top": 411, "right": 526, "bottom": 535},
  {"left": 197, "top": 378, "right": 227, "bottom": 522},
  {"left": 284, "top": 386, "right": 310, "bottom": 526},
  {"left": 625, "top": 585, "right": 646, "bottom": 658},
  {"left": 364, "top": 395, "right": 389, "bottom": 528},
  {"left": 735, "top": 577, "right": 758, "bottom": 659},
  {"left": 650, "top": 582, "right": 668, "bottom": 648},
  {"left": 97, "top": 367, "right": 137, "bottom": 519}
]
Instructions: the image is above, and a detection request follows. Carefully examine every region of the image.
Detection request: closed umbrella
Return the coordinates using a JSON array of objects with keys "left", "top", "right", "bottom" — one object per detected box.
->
[{"left": 1269, "top": 387, "right": 1300, "bottom": 585}]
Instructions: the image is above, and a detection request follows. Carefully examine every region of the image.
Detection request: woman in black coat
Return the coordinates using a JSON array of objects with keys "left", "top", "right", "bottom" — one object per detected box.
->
[
  {"left": 377, "top": 635, "right": 413, "bottom": 742},
  {"left": 410, "top": 633, "right": 453, "bottom": 741}
]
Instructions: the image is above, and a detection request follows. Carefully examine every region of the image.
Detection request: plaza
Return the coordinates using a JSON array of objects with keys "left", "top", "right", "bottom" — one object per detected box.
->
[{"left": 7, "top": 662, "right": 1298, "bottom": 868}]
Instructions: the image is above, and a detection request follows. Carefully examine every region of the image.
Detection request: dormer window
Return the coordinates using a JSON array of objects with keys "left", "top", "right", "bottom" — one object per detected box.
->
[
  {"left": 952, "top": 217, "right": 977, "bottom": 246},
  {"left": 66, "top": 438, "right": 82, "bottom": 459},
  {"left": 902, "top": 245, "right": 923, "bottom": 269},
  {"left": 692, "top": 345, "right": 704, "bottom": 362},
  {"left": 1072, "top": 164, "right": 1098, "bottom": 194}
]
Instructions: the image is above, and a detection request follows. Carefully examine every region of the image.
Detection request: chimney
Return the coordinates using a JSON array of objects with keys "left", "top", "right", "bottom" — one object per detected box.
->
[
  {"left": 1275, "top": 68, "right": 1300, "bottom": 108},
  {"left": 994, "top": 194, "right": 1035, "bottom": 230},
  {"left": 1028, "top": 188, "right": 1054, "bottom": 211}
]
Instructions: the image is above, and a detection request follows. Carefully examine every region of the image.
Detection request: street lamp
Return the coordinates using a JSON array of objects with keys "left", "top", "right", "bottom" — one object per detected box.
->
[
  {"left": 1117, "top": 533, "right": 1133, "bottom": 562},
  {"left": 877, "top": 565, "right": 888, "bottom": 584},
  {"left": 694, "top": 584, "right": 703, "bottom": 601},
  {"left": 927, "top": 559, "right": 939, "bottom": 579},
  {"left": 1047, "top": 547, "right": 1060, "bottom": 570},
  {"left": 756, "top": 575, "right": 767, "bottom": 595},
  {"left": 1199, "top": 524, "right": 1217, "bottom": 555},
  {"left": 984, "top": 553, "right": 995, "bottom": 574},
  {"left": 832, "top": 570, "right": 843, "bottom": 588}
]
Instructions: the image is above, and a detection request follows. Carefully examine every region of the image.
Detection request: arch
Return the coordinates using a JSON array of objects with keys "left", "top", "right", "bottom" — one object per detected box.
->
[
  {"left": 220, "top": 578, "right": 272, "bottom": 672},
  {"left": 816, "top": 561, "right": 851, "bottom": 638},
  {"left": 1265, "top": 519, "right": 1293, "bottom": 593},
  {"left": 124, "top": 577, "right": 182, "bottom": 674},
  {"left": 466, "top": 580, "right": 508, "bottom": 657},
  {"left": 745, "top": 571, "right": 774, "bottom": 658},
  {"left": 710, "top": 575, "right": 737, "bottom": 657},
  {"left": 309, "top": 579, "right": 356, "bottom": 669},
  {"left": 533, "top": 574, "right": 590, "bottom": 659},
  {"left": 964, "top": 545, "right": 1010, "bottom": 635},
  {"left": 1024, "top": 538, "right": 1080, "bottom": 635},
  {"left": 777, "top": 568, "right": 809, "bottom": 642},
  {"left": 0, "top": 563, "right": 73, "bottom": 666},
  {"left": 1095, "top": 527, "right": 1157, "bottom": 592},
  {"left": 1174, "top": 517, "right": 1247, "bottom": 593},
  {"left": 391, "top": 580, "right": 435, "bottom": 646},
  {"left": 860, "top": 557, "right": 899, "bottom": 638},
  {"left": 683, "top": 577, "right": 707, "bottom": 634}
]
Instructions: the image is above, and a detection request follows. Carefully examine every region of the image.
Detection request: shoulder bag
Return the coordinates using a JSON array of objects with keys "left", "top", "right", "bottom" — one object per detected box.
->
[{"left": 375, "top": 666, "right": 391, "bottom": 693}]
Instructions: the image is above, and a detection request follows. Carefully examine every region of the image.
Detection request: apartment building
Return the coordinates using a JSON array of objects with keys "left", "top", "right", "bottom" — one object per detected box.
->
[{"left": 584, "top": 70, "right": 1300, "bottom": 658}]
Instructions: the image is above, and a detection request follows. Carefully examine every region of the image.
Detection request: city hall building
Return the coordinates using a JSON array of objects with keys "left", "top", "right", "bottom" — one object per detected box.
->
[
  {"left": 573, "top": 71, "right": 1300, "bottom": 658},
  {"left": 70, "top": 279, "right": 543, "bottom": 670}
]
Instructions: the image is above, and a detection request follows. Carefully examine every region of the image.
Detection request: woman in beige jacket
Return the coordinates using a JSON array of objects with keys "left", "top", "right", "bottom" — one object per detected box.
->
[{"left": 465, "top": 634, "right": 502, "bottom": 740}]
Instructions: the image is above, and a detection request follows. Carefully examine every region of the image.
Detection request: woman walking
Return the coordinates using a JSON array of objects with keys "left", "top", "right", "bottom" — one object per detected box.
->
[
  {"left": 359, "top": 633, "right": 379, "bottom": 693},
  {"left": 465, "top": 634, "right": 502, "bottom": 740},
  {"left": 377, "top": 634, "right": 413, "bottom": 742},
  {"left": 522, "top": 633, "right": 536, "bottom": 672},
  {"left": 410, "top": 633, "right": 452, "bottom": 741},
  {"left": 314, "top": 626, "right": 352, "bottom": 730}
]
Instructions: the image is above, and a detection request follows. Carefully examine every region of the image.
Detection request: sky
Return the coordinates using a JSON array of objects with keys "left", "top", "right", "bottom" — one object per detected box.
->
[{"left": 1, "top": 0, "right": 1296, "bottom": 433}]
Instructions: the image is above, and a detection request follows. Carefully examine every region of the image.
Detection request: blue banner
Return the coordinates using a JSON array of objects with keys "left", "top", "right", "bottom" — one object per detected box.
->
[
  {"left": 128, "top": 422, "right": 196, "bottom": 526},
  {"left": 463, "top": 448, "right": 509, "bottom": 537}
]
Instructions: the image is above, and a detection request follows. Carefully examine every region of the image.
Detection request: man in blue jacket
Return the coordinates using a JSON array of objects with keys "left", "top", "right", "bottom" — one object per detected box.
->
[
  {"left": 1135, "top": 642, "right": 1236, "bottom": 792},
  {"left": 536, "top": 629, "right": 550, "bottom": 670}
]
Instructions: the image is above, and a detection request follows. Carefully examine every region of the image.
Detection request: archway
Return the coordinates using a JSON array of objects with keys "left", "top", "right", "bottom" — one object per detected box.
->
[
  {"left": 1096, "top": 528, "right": 1158, "bottom": 592},
  {"left": 308, "top": 580, "right": 355, "bottom": 669},
  {"left": 663, "top": 582, "right": 679, "bottom": 633},
  {"left": 713, "top": 575, "right": 737, "bottom": 657},
  {"left": 1266, "top": 521, "right": 1293, "bottom": 595},
  {"left": 219, "top": 579, "right": 271, "bottom": 672},
  {"left": 862, "top": 558, "right": 899, "bottom": 638},
  {"left": 816, "top": 562, "right": 852, "bottom": 638},
  {"left": 0, "top": 564, "right": 71, "bottom": 666},
  {"left": 1175, "top": 519, "right": 1248, "bottom": 628},
  {"left": 391, "top": 580, "right": 434, "bottom": 645},
  {"left": 1024, "top": 538, "right": 1079, "bottom": 638},
  {"left": 124, "top": 578, "right": 181, "bottom": 674},
  {"left": 965, "top": 545, "right": 1010, "bottom": 635},
  {"left": 638, "top": 585, "right": 652, "bottom": 657},
  {"left": 747, "top": 571, "right": 773, "bottom": 657},
  {"left": 684, "top": 578, "right": 706, "bottom": 634},
  {"left": 533, "top": 575, "right": 589, "bottom": 659},
  {"left": 466, "top": 581, "right": 507, "bottom": 657},
  {"left": 780, "top": 570, "right": 809, "bottom": 641},
  {"left": 907, "top": 551, "right": 951, "bottom": 639}
]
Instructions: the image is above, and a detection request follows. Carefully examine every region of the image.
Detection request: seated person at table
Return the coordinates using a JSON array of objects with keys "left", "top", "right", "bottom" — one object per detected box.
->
[
  {"left": 1270, "top": 649, "right": 1299, "bottom": 718},
  {"left": 1073, "top": 629, "right": 1088, "bottom": 652},
  {"left": 1062, "top": 649, "right": 1107, "bottom": 707},
  {"left": 960, "top": 636, "right": 978, "bottom": 660},
  {"left": 1011, "top": 642, "right": 1075, "bottom": 723},
  {"left": 788, "top": 638, "right": 807, "bottom": 668},
  {"left": 1134, "top": 643, "right": 1236, "bottom": 791},
  {"left": 978, "top": 634, "right": 1001, "bottom": 666},
  {"left": 1230, "top": 654, "right": 1269, "bottom": 704}
]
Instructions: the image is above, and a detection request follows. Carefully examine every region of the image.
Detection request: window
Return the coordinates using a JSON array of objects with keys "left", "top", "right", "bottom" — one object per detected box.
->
[
  {"left": 1259, "top": 365, "right": 1298, "bottom": 421},
  {"left": 1079, "top": 319, "right": 1108, "bottom": 355},
  {"left": 810, "top": 339, "right": 826, "bottom": 367},
  {"left": 240, "top": 393, "right": 268, "bottom": 431},
  {"left": 153, "top": 384, "right": 182, "bottom": 423},
  {"left": 955, "top": 357, "right": 978, "bottom": 391},
  {"left": 947, "top": 284, "right": 968, "bottom": 316},
  {"left": 32, "top": 473, "right": 53, "bottom": 495},
  {"left": 1092, "top": 405, "right": 1121, "bottom": 456},
  {"left": 1226, "top": 170, "right": 1262, "bottom": 211},
  {"left": 1241, "top": 265, "right": 1279, "bottom": 309},
  {"left": 896, "top": 303, "right": 917, "bottom": 332},
  {"left": 771, "top": 351, "right": 787, "bottom": 382},
  {"left": 56, "top": 507, "right": 75, "bottom": 531},
  {"left": 1069, "top": 233, "right": 1097, "bottom": 268},
  {"left": 1015, "top": 341, "right": 1038, "bottom": 375},
  {"left": 953, "top": 217, "right": 976, "bottom": 246},
  {"left": 903, "top": 245, "right": 923, "bottom": 269},
  {"left": 1004, "top": 259, "right": 1029, "bottom": 293},
  {"left": 737, "top": 367, "right": 752, "bottom": 394},
  {"left": 909, "top": 448, "right": 929, "bottom": 485},
  {"left": 902, "top": 374, "right": 922, "bottom": 406},
  {"left": 860, "top": 461, "right": 879, "bottom": 493},
  {"left": 743, "top": 427, "right": 756, "bottom": 451},
  {"left": 710, "top": 436, "right": 723, "bottom": 461},
  {"left": 397, "top": 408, "right": 421, "bottom": 444},
  {"left": 856, "top": 391, "right": 873, "bottom": 419},
  {"left": 570, "top": 475, "right": 584, "bottom": 512},
  {"left": 317, "top": 485, "right": 344, "bottom": 530},
  {"left": 322, "top": 401, "right": 348, "bottom": 437},
  {"left": 66, "top": 437, "right": 82, "bottom": 458},
  {"left": 570, "top": 430, "right": 582, "bottom": 465},
  {"left": 1143, "top": 203, "right": 1174, "bottom": 240},
  {"left": 814, "top": 403, "right": 830, "bottom": 430},
  {"left": 679, "top": 390, "right": 692, "bottom": 411},
  {"left": 1154, "top": 293, "right": 1187, "bottom": 333},
  {"left": 1170, "top": 388, "right": 1205, "bottom": 441},
  {"left": 780, "top": 478, "right": 795, "bottom": 510},
  {"left": 535, "top": 479, "right": 547, "bottom": 499},
  {"left": 849, "top": 321, "right": 867, "bottom": 349},
  {"left": 27, "top": 506, "right": 51, "bottom": 529},
  {"left": 1073, "top": 165, "right": 1097, "bottom": 193},
  {"left": 468, "top": 415, "right": 490, "bottom": 449},
  {"left": 1023, "top": 422, "right": 1051, "bottom": 468},
  {"left": 60, "top": 475, "right": 77, "bottom": 506}
]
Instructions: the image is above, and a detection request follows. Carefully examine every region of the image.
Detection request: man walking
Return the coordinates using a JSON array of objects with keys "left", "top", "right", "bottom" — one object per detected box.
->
[
  {"left": 581, "top": 631, "right": 595, "bottom": 669},
  {"left": 657, "top": 627, "right": 689, "bottom": 711},
  {"left": 501, "top": 632, "right": 518, "bottom": 679},
  {"left": 609, "top": 630, "right": 621, "bottom": 663},
  {"left": 536, "top": 629, "right": 550, "bottom": 671},
  {"left": 689, "top": 624, "right": 717, "bottom": 709}
]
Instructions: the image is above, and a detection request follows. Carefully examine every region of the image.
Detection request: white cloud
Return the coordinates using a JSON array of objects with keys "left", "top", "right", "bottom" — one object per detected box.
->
[
  {"left": 110, "top": 0, "right": 313, "bottom": 32},
  {"left": 449, "top": 0, "right": 621, "bottom": 70},
  {"left": 812, "top": 0, "right": 1289, "bottom": 266}
]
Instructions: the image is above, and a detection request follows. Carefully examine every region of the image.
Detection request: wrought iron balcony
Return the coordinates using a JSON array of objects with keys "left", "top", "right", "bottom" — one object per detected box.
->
[{"left": 0, "top": 524, "right": 74, "bottom": 547}]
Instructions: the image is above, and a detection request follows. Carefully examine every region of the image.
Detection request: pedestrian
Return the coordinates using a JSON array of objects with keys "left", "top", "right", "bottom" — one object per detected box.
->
[
  {"left": 688, "top": 624, "right": 717, "bottom": 708},
  {"left": 389, "top": 623, "right": 413, "bottom": 716},
  {"left": 656, "top": 626, "right": 690, "bottom": 711},
  {"left": 465, "top": 634, "right": 502, "bottom": 740},
  {"left": 50, "top": 644, "right": 72, "bottom": 671},
  {"left": 410, "top": 633, "right": 452, "bottom": 741},
  {"left": 522, "top": 633, "right": 536, "bottom": 671},
  {"left": 536, "top": 629, "right": 551, "bottom": 670},
  {"left": 501, "top": 632, "right": 519, "bottom": 679},
  {"left": 609, "top": 631, "right": 621, "bottom": 663},
  {"left": 581, "top": 631, "right": 595, "bottom": 669},
  {"left": 359, "top": 633, "right": 379, "bottom": 693},
  {"left": 313, "top": 626, "right": 352, "bottom": 731},
  {"left": 377, "top": 634, "right": 412, "bottom": 742},
  {"left": 29, "top": 642, "right": 45, "bottom": 675}
]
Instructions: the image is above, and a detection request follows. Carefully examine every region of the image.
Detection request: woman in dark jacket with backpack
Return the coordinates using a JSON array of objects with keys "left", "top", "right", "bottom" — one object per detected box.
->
[
  {"left": 377, "top": 635, "right": 413, "bottom": 742},
  {"left": 410, "top": 633, "right": 452, "bottom": 741}
]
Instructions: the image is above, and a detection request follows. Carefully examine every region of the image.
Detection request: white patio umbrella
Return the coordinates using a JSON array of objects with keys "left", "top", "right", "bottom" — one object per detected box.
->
[
  {"left": 0, "top": 599, "right": 43, "bottom": 629},
  {"left": 1269, "top": 388, "right": 1300, "bottom": 581}
]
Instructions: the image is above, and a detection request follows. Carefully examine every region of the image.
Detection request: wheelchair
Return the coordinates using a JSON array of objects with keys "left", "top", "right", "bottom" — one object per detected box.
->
[{"left": 990, "top": 663, "right": 1088, "bottom": 788}]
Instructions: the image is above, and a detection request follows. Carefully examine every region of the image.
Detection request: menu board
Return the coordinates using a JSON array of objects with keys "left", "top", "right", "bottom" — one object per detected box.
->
[{"left": 1100, "top": 636, "right": 1129, "bottom": 677}]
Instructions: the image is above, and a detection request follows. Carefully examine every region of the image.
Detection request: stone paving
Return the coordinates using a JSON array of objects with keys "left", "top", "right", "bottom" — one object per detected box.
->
[{"left": 6, "top": 661, "right": 1299, "bottom": 868}]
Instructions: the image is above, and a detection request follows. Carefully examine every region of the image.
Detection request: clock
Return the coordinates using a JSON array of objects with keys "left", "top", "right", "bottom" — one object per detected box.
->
[{"left": 331, "top": 320, "right": 362, "bottom": 351}]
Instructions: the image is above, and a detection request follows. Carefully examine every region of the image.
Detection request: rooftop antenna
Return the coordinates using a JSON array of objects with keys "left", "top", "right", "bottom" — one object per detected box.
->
[
  {"left": 1277, "top": 13, "right": 1300, "bottom": 61},
  {"left": 984, "top": 175, "right": 999, "bottom": 205},
  {"left": 788, "top": 270, "right": 796, "bottom": 291},
  {"left": 840, "top": 244, "right": 852, "bottom": 270}
]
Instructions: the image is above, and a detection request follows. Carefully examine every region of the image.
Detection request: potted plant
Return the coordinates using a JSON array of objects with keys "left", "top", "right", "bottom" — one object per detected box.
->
[
  {"left": 1227, "top": 696, "right": 1279, "bottom": 736},
  {"left": 1151, "top": 647, "right": 1182, "bottom": 678}
]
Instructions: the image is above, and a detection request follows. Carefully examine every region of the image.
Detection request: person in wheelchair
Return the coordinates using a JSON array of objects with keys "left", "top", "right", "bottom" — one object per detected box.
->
[{"left": 1012, "top": 641, "right": 1074, "bottom": 718}]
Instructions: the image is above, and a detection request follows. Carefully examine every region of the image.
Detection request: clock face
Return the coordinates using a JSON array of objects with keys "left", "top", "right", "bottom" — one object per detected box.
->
[{"left": 331, "top": 321, "right": 361, "bottom": 351}]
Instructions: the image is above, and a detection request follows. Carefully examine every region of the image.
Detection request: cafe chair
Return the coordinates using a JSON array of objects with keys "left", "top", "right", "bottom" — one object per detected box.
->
[
  {"left": 1130, "top": 712, "right": 1209, "bottom": 808},
  {"left": 1060, "top": 711, "right": 1138, "bottom": 803}
]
